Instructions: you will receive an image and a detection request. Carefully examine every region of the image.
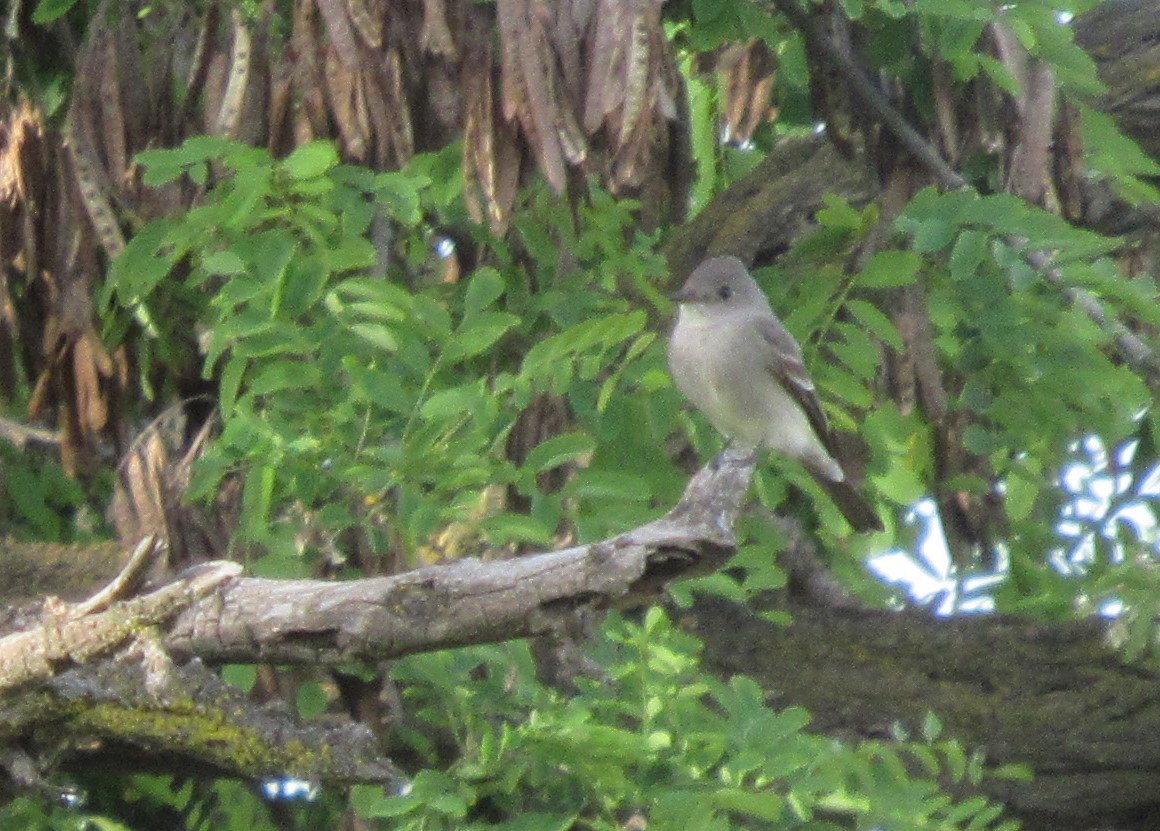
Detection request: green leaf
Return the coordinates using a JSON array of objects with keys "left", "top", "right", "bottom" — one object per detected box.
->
[
  {"left": 488, "top": 813, "right": 577, "bottom": 831},
  {"left": 859, "top": 250, "right": 921, "bottom": 288},
  {"left": 230, "top": 323, "right": 318, "bottom": 359},
  {"left": 912, "top": 219, "right": 956, "bottom": 253},
  {"left": 921, "top": 710, "right": 943, "bottom": 741},
  {"left": 349, "top": 323, "right": 398, "bottom": 352},
  {"left": 296, "top": 682, "right": 329, "bottom": 718},
  {"left": 221, "top": 664, "right": 257, "bottom": 693},
  {"left": 815, "top": 363, "right": 874, "bottom": 408},
  {"left": 976, "top": 53, "right": 1020, "bottom": 95},
  {"left": 482, "top": 513, "right": 557, "bottom": 546},
  {"left": 208, "top": 313, "right": 275, "bottom": 360},
  {"left": 963, "top": 423, "right": 1002, "bottom": 455},
  {"left": 105, "top": 220, "right": 184, "bottom": 304},
  {"left": 138, "top": 135, "right": 235, "bottom": 169},
  {"left": 991, "top": 762, "right": 1034, "bottom": 781},
  {"left": 652, "top": 789, "right": 720, "bottom": 830},
  {"left": 1080, "top": 104, "right": 1160, "bottom": 204},
  {"left": 463, "top": 267, "right": 507, "bottom": 317},
  {"left": 830, "top": 322, "right": 880, "bottom": 380},
  {"left": 242, "top": 463, "right": 277, "bottom": 529},
  {"left": 871, "top": 463, "right": 927, "bottom": 506},
  {"left": 248, "top": 361, "right": 323, "bottom": 395},
  {"left": 564, "top": 470, "right": 652, "bottom": 501},
  {"left": 712, "top": 788, "right": 785, "bottom": 821},
  {"left": 282, "top": 140, "right": 340, "bottom": 179},
  {"left": 943, "top": 794, "right": 991, "bottom": 826},
  {"left": 949, "top": 229, "right": 989, "bottom": 280},
  {"left": 420, "top": 384, "right": 483, "bottom": 421},
  {"left": 279, "top": 261, "right": 331, "bottom": 317},
  {"left": 1021, "top": 5, "right": 1103, "bottom": 96},
  {"left": 523, "top": 432, "right": 596, "bottom": 474},
  {"left": 350, "top": 784, "right": 404, "bottom": 819},
  {"left": 332, "top": 276, "right": 413, "bottom": 311},
  {"left": 202, "top": 250, "right": 247, "bottom": 276},
  {"left": 686, "top": 72, "right": 719, "bottom": 213},
  {"left": 31, "top": 0, "right": 79, "bottom": 24},
  {"left": 445, "top": 312, "right": 519, "bottom": 362},
  {"left": 251, "top": 550, "right": 314, "bottom": 578},
  {"left": 240, "top": 228, "right": 298, "bottom": 285},
  {"left": 909, "top": 744, "right": 942, "bottom": 777},
  {"left": 411, "top": 294, "right": 454, "bottom": 341},
  {"left": 838, "top": 0, "right": 863, "bottom": 19},
  {"left": 376, "top": 170, "right": 425, "bottom": 224},
  {"left": 816, "top": 193, "right": 864, "bottom": 232},
  {"left": 345, "top": 300, "right": 406, "bottom": 323},
  {"left": 4, "top": 461, "right": 57, "bottom": 537},
  {"left": 845, "top": 300, "right": 903, "bottom": 349},
  {"left": 345, "top": 360, "right": 411, "bottom": 412},
  {"left": 692, "top": 0, "right": 728, "bottom": 23},
  {"left": 324, "top": 236, "right": 378, "bottom": 273},
  {"left": 410, "top": 771, "right": 468, "bottom": 817},
  {"left": 218, "top": 354, "right": 247, "bottom": 414},
  {"left": 141, "top": 160, "right": 197, "bottom": 187}
]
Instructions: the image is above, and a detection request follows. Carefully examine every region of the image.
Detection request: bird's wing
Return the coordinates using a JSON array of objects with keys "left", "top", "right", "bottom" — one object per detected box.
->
[{"left": 755, "top": 316, "right": 833, "bottom": 445}]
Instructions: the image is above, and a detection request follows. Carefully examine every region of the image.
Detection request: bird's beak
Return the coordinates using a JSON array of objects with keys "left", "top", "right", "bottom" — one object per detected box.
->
[{"left": 669, "top": 287, "right": 697, "bottom": 303}]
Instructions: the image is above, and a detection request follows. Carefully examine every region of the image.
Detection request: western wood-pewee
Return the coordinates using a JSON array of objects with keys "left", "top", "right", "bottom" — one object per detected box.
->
[{"left": 668, "top": 255, "right": 881, "bottom": 532}]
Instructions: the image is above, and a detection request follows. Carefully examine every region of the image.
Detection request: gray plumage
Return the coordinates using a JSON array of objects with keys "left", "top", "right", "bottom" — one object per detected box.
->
[{"left": 668, "top": 255, "right": 880, "bottom": 531}]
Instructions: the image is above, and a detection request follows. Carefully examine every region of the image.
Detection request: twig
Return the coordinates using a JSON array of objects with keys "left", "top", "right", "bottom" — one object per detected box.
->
[
  {"left": 1023, "top": 243, "right": 1160, "bottom": 376},
  {"left": 0, "top": 417, "right": 60, "bottom": 451},
  {"left": 72, "top": 534, "right": 164, "bottom": 617}
]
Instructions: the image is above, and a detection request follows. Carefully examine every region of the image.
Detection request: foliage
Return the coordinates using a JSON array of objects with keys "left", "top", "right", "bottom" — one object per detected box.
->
[
  {"left": 744, "top": 184, "right": 1156, "bottom": 605},
  {"left": 352, "top": 608, "right": 1018, "bottom": 831},
  {"left": 101, "top": 138, "right": 675, "bottom": 570},
  {"left": 898, "top": 188, "right": 1151, "bottom": 459},
  {"left": 10, "top": 0, "right": 1160, "bottom": 826},
  {"left": 0, "top": 439, "right": 103, "bottom": 542}
]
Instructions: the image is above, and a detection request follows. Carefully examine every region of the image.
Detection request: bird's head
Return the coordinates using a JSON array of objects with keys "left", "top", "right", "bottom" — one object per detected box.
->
[{"left": 670, "top": 256, "right": 766, "bottom": 310}]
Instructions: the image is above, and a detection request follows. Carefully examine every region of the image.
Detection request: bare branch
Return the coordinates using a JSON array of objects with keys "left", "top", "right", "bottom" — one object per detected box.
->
[
  {"left": 1023, "top": 242, "right": 1160, "bottom": 377},
  {"left": 167, "top": 454, "right": 756, "bottom": 665}
]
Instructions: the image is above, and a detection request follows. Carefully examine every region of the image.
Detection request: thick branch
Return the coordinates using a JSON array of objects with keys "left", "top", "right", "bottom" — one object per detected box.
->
[
  {"left": 0, "top": 456, "right": 754, "bottom": 792},
  {"left": 0, "top": 544, "right": 239, "bottom": 694},
  {"left": 167, "top": 454, "right": 756, "bottom": 664},
  {"left": 0, "top": 648, "right": 398, "bottom": 795},
  {"left": 663, "top": 134, "right": 876, "bottom": 278},
  {"left": 689, "top": 593, "right": 1160, "bottom": 831}
]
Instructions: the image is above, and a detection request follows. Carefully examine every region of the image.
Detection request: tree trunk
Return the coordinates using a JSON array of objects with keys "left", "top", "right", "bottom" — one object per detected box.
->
[{"left": 689, "top": 593, "right": 1160, "bottom": 831}]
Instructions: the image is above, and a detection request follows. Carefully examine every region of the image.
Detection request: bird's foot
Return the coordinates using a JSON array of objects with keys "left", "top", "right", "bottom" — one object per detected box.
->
[{"left": 711, "top": 445, "right": 758, "bottom": 470}]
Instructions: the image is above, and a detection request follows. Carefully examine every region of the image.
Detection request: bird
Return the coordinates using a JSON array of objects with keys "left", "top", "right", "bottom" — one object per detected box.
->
[{"left": 667, "top": 255, "right": 882, "bottom": 532}]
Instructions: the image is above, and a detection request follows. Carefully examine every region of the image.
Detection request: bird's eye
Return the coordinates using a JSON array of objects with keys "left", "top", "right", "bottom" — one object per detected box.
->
[{"left": 718, "top": 285, "right": 733, "bottom": 300}]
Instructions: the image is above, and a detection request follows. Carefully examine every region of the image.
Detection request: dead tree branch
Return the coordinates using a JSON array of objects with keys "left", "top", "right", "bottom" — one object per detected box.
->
[
  {"left": 167, "top": 454, "right": 756, "bottom": 664},
  {"left": 0, "top": 455, "right": 755, "bottom": 793}
]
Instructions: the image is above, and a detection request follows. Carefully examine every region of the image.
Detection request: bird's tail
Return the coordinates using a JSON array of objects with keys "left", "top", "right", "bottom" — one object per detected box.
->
[{"left": 817, "top": 475, "right": 882, "bottom": 532}]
